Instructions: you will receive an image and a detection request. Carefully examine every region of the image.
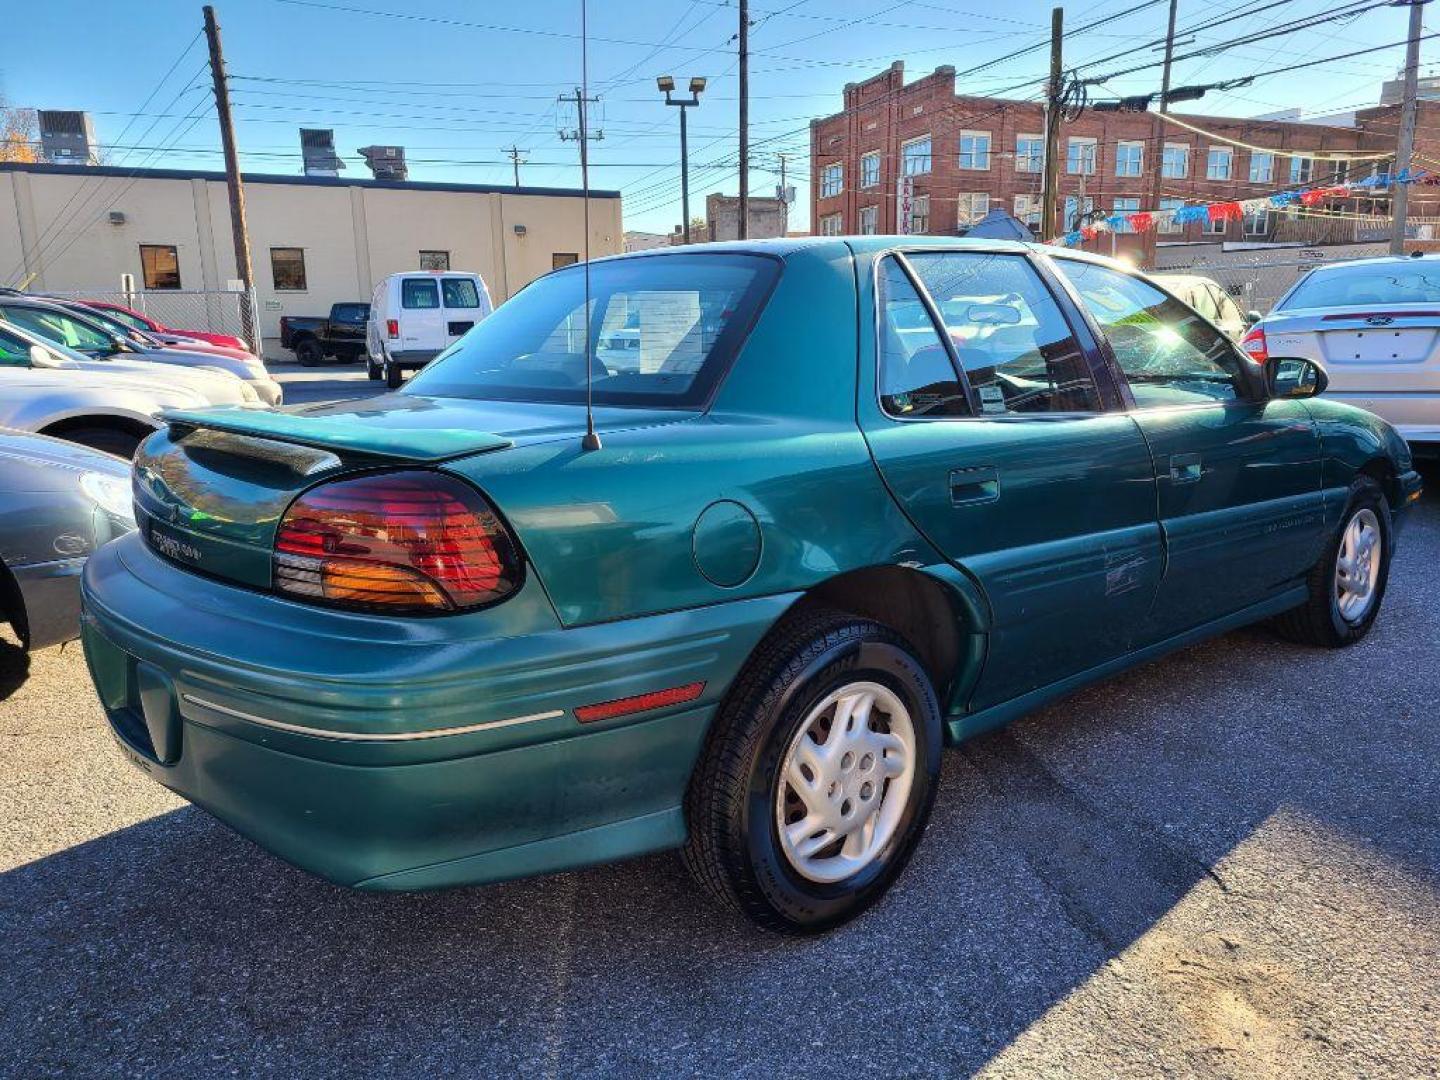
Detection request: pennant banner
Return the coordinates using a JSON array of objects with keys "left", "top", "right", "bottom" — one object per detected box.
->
[{"left": 1048, "top": 170, "right": 1429, "bottom": 246}]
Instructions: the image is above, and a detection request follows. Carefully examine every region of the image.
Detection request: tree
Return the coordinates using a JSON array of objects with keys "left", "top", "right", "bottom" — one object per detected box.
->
[{"left": 0, "top": 100, "right": 39, "bottom": 163}]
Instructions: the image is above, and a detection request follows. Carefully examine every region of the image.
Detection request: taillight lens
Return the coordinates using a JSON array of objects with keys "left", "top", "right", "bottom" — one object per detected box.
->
[
  {"left": 273, "top": 471, "right": 521, "bottom": 613},
  {"left": 386, "top": 319, "right": 399, "bottom": 339},
  {"left": 1240, "top": 325, "right": 1268, "bottom": 363}
]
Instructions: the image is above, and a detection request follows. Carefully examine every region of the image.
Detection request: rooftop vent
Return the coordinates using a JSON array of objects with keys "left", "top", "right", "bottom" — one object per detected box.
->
[
  {"left": 300, "top": 128, "right": 345, "bottom": 177},
  {"left": 37, "top": 110, "right": 98, "bottom": 166},
  {"left": 358, "top": 145, "right": 408, "bottom": 181}
]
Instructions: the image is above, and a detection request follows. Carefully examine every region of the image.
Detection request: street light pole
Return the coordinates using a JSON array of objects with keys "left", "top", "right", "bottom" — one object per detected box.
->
[{"left": 658, "top": 76, "right": 706, "bottom": 244}]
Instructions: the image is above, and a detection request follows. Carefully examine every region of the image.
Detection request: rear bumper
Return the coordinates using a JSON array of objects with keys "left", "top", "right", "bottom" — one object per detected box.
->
[
  {"left": 80, "top": 534, "right": 793, "bottom": 889},
  {"left": 388, "top": 349, "right": 439, "bottom": 367},
  {"left": 1324, "top": 393, "right": 1440, "bottom": 445}
]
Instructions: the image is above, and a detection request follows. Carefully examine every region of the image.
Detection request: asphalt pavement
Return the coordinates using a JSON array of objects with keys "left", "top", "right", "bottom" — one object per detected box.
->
[
  {"left": 268, "top": 358, "right": 389, "bottom": 405},
  {"left": 0, "top": 430, "right": 1436, "bottom": 1076}
]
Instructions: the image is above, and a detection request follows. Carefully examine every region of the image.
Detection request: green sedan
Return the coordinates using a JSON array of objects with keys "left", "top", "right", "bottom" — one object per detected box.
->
[{"left": 81, "top": 238, "right": 1422, "bottom": 933}]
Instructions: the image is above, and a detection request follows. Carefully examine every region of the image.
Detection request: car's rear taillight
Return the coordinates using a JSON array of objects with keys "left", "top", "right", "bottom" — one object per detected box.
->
[
  {"left": 1240, "top": 325, "right": 1268, "bottom": 363},
  {"left": 386, "top": 319, "right": 399, "bottom": 339},
  {"left": 273, "top": 471, "right": 521, "bottom": 613}
]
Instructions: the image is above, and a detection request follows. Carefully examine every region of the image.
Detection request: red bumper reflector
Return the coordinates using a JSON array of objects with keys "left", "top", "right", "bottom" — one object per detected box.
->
[{"left": 574, "top": 681, "right": 706, "bottom": 723}]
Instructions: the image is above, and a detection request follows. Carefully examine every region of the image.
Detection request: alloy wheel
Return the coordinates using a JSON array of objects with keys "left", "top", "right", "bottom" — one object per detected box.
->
[{"left": 1335, "top": 507, "right": 1382, "bottom": 623}]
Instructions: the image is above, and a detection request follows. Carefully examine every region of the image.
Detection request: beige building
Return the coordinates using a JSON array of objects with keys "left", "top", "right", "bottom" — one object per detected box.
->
[{"left": 0, "top": 162, "right": 622, "bottom": 358}]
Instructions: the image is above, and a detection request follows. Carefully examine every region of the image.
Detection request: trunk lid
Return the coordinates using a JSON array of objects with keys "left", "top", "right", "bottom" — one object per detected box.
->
[{"left": 134, "top": 394, "right": 693, "bottom": 590}]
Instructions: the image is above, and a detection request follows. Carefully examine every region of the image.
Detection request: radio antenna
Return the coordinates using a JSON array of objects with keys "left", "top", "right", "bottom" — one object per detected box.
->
[{"left": 576, "top": 0, "right": 601, "bottom": 451}]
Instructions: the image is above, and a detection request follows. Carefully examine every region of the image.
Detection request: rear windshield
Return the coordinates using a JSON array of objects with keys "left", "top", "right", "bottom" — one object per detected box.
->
[
  {"left": 332, "top": 303, "right": 369, "bottom": 322},
  {"left": 404, "top": 253, "right": 778, "bottom": 407},
  {"left": 441, "top": 278, "right": 482, "bottom": 309},
  {"left": 1280, "top": 262, "right": 1440, "bottom": 309},
  {"left": 401, "top": 279, "right": 440, "bottom": 309}
]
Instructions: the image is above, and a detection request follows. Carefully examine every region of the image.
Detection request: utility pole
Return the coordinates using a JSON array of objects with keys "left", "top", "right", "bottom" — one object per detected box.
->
[
  {"left": 1040, "top": 6, "right": 1064, "bottom": 241},
  {"left": 504, "top": 145, "right": 528, "bottom": 188},
  {"left": 778, "top": 152, "right": 789, "bottom": 234},
  {"left": 738, "top": 0, "right": 750, "bottom": 239},
  {"left": 203, "top": 5, "right": 254, "bottom": 344},
  {"left": 1142, "top": 0, "right": 1179, "bottom": 267},
  {"left": 1390, "top": 0, "right": 1427, "bottom": 255}
]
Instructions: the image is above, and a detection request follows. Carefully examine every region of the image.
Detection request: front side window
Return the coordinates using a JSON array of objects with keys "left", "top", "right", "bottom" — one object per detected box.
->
[
  {"left": 2, "top": 305, "right": 112, "bottom": 353},
  {"left": 405, "top": 253, "right": 777, "bottom": 408},
  {"left": 1115, "top": 141, "right": 1144, "bottom": 177},
  {"left": 1206, "top": 147, "right": 1233, "bottom": 180},
  {"left": 907, "top": 251, "right": 1098, "bottom": 414},
  {"left": 959, "top": 130, "right": 991, "bottom": 170},
  {"left": 1291, "top": 156, "right": 1314, "bottom": 184},
  {"left": 957, "top": 193, "right": 989, "bottom": 229},
  {"left": 1249, "top": 151, "right": 1274, "bottom": 183},
  {"left": 1162, "top": 144, "right": 1189, "bottom": 179},
  {"left": 860, "top": 151, "right": 880, "bottom": 188},
  {"left": 901, "top": 136, "right": 932, "bottom": 176},
  {"left": 419, "top": 250, "right": 450, "bottom": 272},
  {"left": 821, "top": 163, "right": 843, "bottom": 198},
  {"left": 1054, "top": 259, "right": 1244, "bottom": 407},
  {"left": 820, "top": 213, "right": 843, "bottom": 236},
  {"left": 0, "top": 325, "right": 35, "bottom": 365},
  {"left": 859, "top": 205, "right": 878, "bottom": 235},
  {"left": 270, "top": 247, "right": 307, "bottom": 291},
  {"left": 441, "top": 277, "right": 482, "bottom": 308},
  {"left": 876, "top": 257, "right": 969, "bottom": 418},
  {"left": 1016, "top": 135, "right": 1044, "bottom": 173},
  {"left": 139, "top": 244, "right": 180, "bottom": 290},
  {"left": 1067, "top": 138, "right": 1097, "bottom": 175},
  {"left": 401, "top": 279, "right": 440, "bottom": 309}
]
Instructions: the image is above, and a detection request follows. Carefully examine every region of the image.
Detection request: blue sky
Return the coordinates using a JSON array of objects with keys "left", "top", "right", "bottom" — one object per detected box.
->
[{"left": 2, "top": 0, "right": 1430, "bottom": 234}]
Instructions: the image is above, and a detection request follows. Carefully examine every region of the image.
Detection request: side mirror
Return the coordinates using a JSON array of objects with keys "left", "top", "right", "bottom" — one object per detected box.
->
[
  {"left": 1245, "top": 310, "right": 1263, "bottom": 327},
  {"left": 1266, "top": 355, "right": 1329, "bottom": 399},
  {"left": 28, "top": 344, "right": 60, "bottom": 369}
]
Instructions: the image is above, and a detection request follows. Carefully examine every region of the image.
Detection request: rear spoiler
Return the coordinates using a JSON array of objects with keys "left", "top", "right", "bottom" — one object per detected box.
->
[{"left": 160, "top": 406, "right": 513, "bottom": 463}]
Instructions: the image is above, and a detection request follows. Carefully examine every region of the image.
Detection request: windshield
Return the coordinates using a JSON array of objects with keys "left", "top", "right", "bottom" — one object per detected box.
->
[
  {"left": 405, "top": 253, "right": 778, "bottom": 407},
  {"left": 0, "top": 323, "right": 86, "bottom": 367},
  {"left": 1280, "top": 262, "right": 1440, "bottom": 309},
  {"left": 71, "top": 304, "right": 159, "bottom": 344},
  {"left": 1, "top": 304, "right": 118, "bottom": 355}
]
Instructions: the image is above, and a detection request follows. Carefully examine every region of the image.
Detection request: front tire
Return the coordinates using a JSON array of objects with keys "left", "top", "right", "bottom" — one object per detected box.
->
[
  {"left": 1273, "top": 475, "right": 1392, "bottom": 647},
  {"left": 683, "top": 611, "right": 942, "bottom": 933}
]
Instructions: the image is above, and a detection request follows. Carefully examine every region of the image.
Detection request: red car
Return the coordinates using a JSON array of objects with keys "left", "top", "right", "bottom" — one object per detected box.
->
[{"left": 79, "top": 300, "right": 251, "bottom": 355}]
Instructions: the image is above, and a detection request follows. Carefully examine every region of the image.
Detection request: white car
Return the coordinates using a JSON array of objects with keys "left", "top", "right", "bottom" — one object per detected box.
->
[
  {"left": 0, "top": 297, "right": 272, "bottom": 406},
  {"left": 367, "top": 270, "right": 493, "bottom": 388},
  {"left": 0, "top": 323, "right": 210, "bottom": 457},
  {"left": 1150, "top": 273, "right": 1251, "bottom": 341},
  {"left": 1245, "top": 253, "right": 1440, "bottom": 448}
]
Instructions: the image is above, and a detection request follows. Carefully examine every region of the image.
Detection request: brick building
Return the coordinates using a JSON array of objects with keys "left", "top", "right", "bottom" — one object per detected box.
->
[{"left": 809, "top": 61, "right": 1439, "bottom": 249}]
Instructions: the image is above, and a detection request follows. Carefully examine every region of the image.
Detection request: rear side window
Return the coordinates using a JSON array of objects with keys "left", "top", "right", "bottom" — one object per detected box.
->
[
  {"left": 405, "top": 253, "right": 777, "bottom": 408},
  {"left": 1280, "top": 262, "right": 1440, "bottom": 309},
  {"left": 441, "top": 278, "right": 481, "bottom": 309},
  {"left": 905, "top": 251, "right": 1097, "bottom": 414},
  {"left": 401, "top": 279, "right": 440, "bottom": 309},
  {"left": 332, "top": 304, "right": 369, "bottom": 323},
  {"left": 3, "top": 306, "right": 111, "bottom": 352}
]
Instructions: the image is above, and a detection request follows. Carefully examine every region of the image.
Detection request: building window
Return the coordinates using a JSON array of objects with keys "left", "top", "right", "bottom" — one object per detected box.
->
[
  {"left": 139, "top": 245, "right": 181, "bottom": 290},
  {"left": 1115, "top": 141, "right": 1144, "bottom": 177},
  {"left": 901, "top": 136, "right": 932, "bottom": 176},
  {"left": 1243, "top": 209, "right": 1271, "bottom": 237},
  {"left": 1291, "top": 156, "right": 1314, "bottom": 184},
  {"left": 859, "top": 205, "right": 878, "bottom": 234},
  {"left": 957, "top": 192, "right": 990, "bottom": 228},
  {"left": 418, "top": 250, "right": 450, "bottom": 271},
  {"left": 1249, "top": 152, "right": 1274, "bottom": 184},
  {"left": 959, "top": 130, "right": 991, "bottom": 170},
  {"left": 1158, "top": 197, "right": 1184, "bottom": 234},
  {"left": 1112, "top": 197, "right": 1140, "bottom": 233},
  {"left": 1063, "top": 195, "right": 1095, "bottom": 231},
  {"left": 820, "top": 213, "right": 843, "bottom": 236},
  {"left": 860, "top": 151, "right": 880, "bottom": 188},
  {"left": 1206, "top": 147, "right": 1233, "bottom": 181},
  {"left": 909, "top": 194, "right": 930, "bottom": 234},
  {"left": 552, "top": 253, "right": 580, "bottom": 269},
  {"left": 1014, "top": 194, "right": 1041, "bottom": 230},
  {"left": 821, "top": 162, "right": 843, "bottom": 198},
  {"left": 1204, "top": 214, "right": 1226, "bottom": 236},
  {"left": 1162, "top": 143, "right": 1189, "bottom": 179},
  {"left": 1066, "top": 137, "right": 1097, "bottom": 175},
  {"left": 1330, "top": 159, "right": 1349, "bottom": 184},
  {"left": 269, "top": 247, "right": 307, "bottom": 291},
  {"left": 1016, "top": 135, "right": 1044, "bottom": 173}
]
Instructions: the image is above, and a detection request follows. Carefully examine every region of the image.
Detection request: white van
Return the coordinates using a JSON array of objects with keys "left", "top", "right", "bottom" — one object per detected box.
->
[{"left": 366, "top": 271, "right": 494, "bottom": 388}]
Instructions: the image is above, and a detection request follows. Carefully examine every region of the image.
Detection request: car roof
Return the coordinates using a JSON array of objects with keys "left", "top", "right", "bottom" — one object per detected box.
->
[{"left": 591, "top": 235, "right": 1044, "bottom": 267}]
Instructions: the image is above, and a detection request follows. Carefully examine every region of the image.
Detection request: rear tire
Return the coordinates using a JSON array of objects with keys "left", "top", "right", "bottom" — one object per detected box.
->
[
  {"left": 366, "top": 355, "right": 382, "bottom": 380},
  {"left": 1273, "top": 475, "right": 1391, "bottom": 647},
  {"left": 294, "top": 339, "right": 323, "bottom": 366},
  {"left": 683, "top": 610, "right": 942, "bottom": 934},
  {"left": 385, "top": 358, "right": 403, "bottom": 389},
  {"left": 54, "top": 426, "right": 142, "bottom": 459}
]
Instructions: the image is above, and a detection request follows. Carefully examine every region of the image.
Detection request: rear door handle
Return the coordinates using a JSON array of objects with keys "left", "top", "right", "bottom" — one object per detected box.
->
[
  {"left": 1169, "top": 453, "right": 1202, "bottom": 483},
  {"left": 950, "top": 465, "right": 1000, "bottom": 507}
]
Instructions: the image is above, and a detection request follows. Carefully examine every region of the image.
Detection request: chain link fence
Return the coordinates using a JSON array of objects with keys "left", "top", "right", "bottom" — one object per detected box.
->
[
  {"left": 45, "top": 287, "right": 261, "bottom": 349},
  {"left": 1155, "top": 244, "right": 1391, "bottom": 315}
]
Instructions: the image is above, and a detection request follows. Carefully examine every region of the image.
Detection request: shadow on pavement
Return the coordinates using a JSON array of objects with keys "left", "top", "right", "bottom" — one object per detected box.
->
[
  {"left": 0, "top": 504, "right": 1436, "bottom": 1076},
  {"left": 0, "top": 638, "right": 29, "bottom": 702}
]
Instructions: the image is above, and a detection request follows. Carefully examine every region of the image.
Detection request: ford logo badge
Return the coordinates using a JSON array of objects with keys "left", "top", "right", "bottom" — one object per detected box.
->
[{"left": 1365, "top": 315, "right": 1395, "bottom": 326}]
